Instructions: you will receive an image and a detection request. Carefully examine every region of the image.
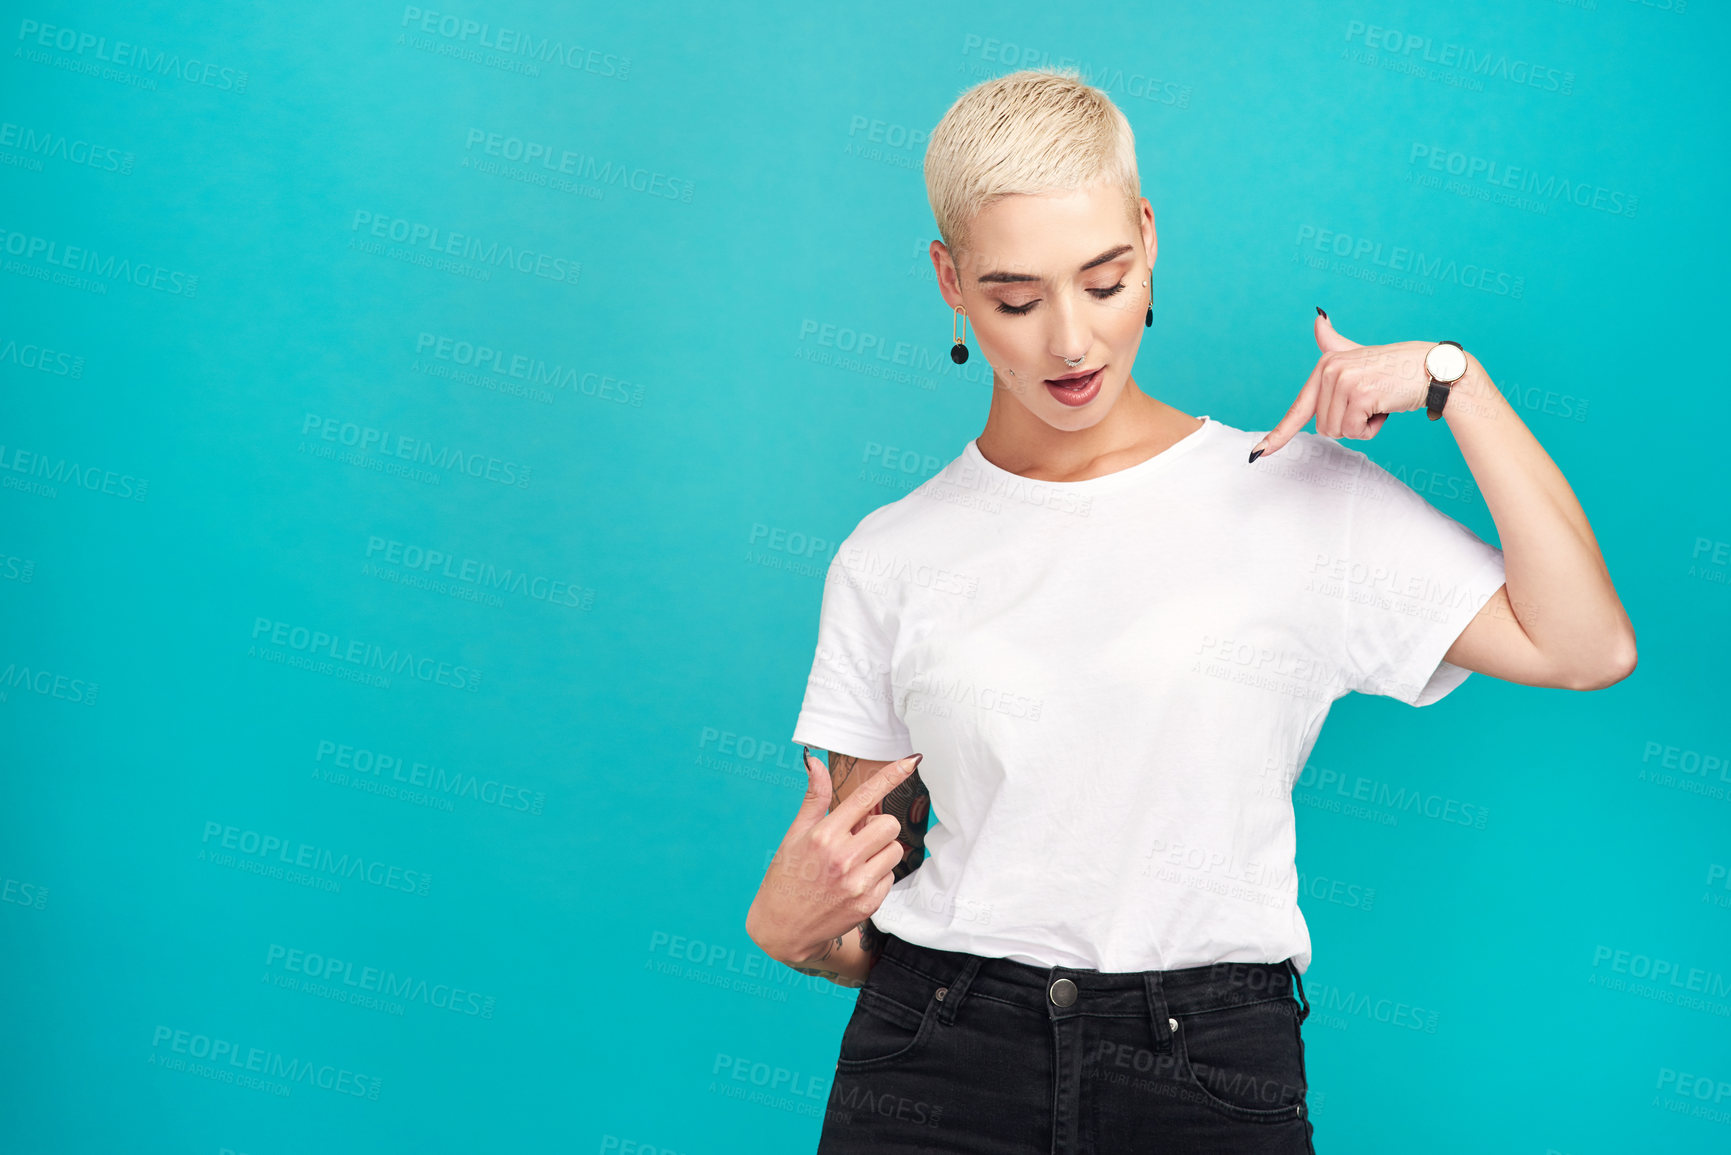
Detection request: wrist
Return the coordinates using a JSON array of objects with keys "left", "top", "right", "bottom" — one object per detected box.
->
[
  {"left": 745, "top": 904, "right": 798, "bottom": 965},
  {"left": 776, "top": 928, "right": 846, "bottom": 968},
  {"left": 1441, "top": 351, "right": 1500, "bottom": 423},
  {"left": 1456, "top": 350, "right": 1491, "bottom": 397}
]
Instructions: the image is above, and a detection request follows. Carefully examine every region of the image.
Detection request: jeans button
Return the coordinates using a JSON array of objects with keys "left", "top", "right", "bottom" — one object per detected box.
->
[
  {"left": 935, "top": 986, "right": 948, "bottom": 1001},
  {"left": 1049, "top": 978, "right": 1078, "bottom": 1007},
  {"left": 1169, "top": 1017, "right": 1178, "bottom": 1033}
]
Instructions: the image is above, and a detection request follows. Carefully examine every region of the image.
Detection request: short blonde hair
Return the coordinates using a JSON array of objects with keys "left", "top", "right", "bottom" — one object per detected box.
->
[{"left": 924, "top": 68, "right": 1141, "bottom": 261}]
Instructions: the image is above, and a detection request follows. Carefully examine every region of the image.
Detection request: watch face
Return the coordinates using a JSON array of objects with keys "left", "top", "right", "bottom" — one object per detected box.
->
[{"left": 1425, "top": 341, "right": 1468, "bottom": 383}]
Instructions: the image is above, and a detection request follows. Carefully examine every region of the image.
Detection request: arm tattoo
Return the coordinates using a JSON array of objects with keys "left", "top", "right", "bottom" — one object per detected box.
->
[
  {"left": 857, "top": 916, "right": 885, "bottom": 971},
  {"left": 821, "top": 750, "right": 932, "bottom": 975},
  {"left": 790, "top": 932, "right": 867, "bottom": 988},
  {"left": 822, "top": 751, "right": 931, "bottom": 883},
  {"left": 881, "top": 769, "right": 932, "bottom": 882},
  {"left": 788, "top": 919, "right": 889, "bottom": 988}
]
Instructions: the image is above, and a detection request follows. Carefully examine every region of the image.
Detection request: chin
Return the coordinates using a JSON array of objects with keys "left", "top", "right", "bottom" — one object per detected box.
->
[
  {"left": 1047, "top": 411, "right": 1110, "bottom": 433},
  {"left": 1031, "top": 380, "right": 1121, "bottom": 428}
]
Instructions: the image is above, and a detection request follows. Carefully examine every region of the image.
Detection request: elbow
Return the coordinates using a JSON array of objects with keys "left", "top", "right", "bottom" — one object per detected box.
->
[
  {"left": 1568, "top": 632, "right": 1637, "bottom": 691},
  {"left": 744, "top": 905, "right": 794, "bottom": 967}
]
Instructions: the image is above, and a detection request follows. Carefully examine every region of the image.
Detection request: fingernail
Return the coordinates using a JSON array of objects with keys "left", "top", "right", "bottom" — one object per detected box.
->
[
  {"left": 1315, "top": 305, "right": 1327, "bottom": 319},
  {"left": 909, "top": 754, "right": 924, "bottom": 771},
  {"left": 1248, "top": 440, "right": 1266, "bottom": 463}
]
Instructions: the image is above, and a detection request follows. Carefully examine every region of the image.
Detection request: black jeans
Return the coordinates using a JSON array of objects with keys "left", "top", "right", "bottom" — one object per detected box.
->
[{"left": 817, "top": 930, "right": 1315, "bottom": 1154}]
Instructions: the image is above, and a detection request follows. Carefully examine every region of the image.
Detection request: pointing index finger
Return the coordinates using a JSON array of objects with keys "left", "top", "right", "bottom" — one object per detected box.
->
[
  {"left": 1250, "top": 360, "right": 1322, "bottom": 461},
  {"left": 828, "top": 754, "right": 920, "bottom": 829}
]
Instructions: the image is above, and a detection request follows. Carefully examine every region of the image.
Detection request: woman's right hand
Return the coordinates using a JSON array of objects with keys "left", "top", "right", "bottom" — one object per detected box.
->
[{"left": 745, "top": 750, "right": 922, "bottom": 966}]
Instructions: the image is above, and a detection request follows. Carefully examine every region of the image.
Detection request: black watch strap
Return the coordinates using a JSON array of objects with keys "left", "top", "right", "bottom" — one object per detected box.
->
[
  {"left": 1425, "top": 380, "right": 1451, "bottom": 421},
  {"left": 1425, "top": 340, "right": 1464, "bottom": 421}
]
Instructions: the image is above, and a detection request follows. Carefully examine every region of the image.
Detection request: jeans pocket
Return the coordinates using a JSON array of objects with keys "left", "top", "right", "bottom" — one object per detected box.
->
[
  {"left": 1172, "top": 998, "right": 1308, "bottom": 1124},
  {"left": 835, "top": 964, "right": 941, "bottom": 1071}
]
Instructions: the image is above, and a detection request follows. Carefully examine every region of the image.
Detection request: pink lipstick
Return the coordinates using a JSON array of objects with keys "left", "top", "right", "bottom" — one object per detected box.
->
[{"left": 1044, "top": 366, "right": 1103, "bottom": 407}]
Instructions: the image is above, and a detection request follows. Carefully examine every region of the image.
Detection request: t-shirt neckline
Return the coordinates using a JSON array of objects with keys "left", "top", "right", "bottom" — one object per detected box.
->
[{"left": 964, "top": 415, "right": 1215, "bottom": 493}]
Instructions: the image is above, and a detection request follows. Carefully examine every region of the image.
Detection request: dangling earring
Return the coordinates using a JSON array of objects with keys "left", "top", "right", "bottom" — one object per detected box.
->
[
  {"left": 950, "top": 304, "right": 970, "bottom": 364},
  {"left": 1143, "top": 278, "right": 1152, "bottom": 328}
]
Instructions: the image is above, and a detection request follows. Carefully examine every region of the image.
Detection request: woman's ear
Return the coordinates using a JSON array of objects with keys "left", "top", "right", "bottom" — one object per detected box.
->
[{"left": 930, "top": 238, "right": 961, "bottom": 307}]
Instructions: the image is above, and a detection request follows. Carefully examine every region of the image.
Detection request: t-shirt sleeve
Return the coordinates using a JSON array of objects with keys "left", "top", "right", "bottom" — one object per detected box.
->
[
  {"left": 789, "top": 540, "right": 916, "bottom": 761},
  {"left": 1334, "top": 443, "right": 1508, "bottom": 707}
]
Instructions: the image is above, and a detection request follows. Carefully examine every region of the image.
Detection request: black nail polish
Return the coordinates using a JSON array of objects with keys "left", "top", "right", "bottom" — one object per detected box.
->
[
  {"left": 1248, "top": 448, "right": 1264, "bottom": 463},
  {"left": 1315, "top": 306, "right": 1327, "bottom": 319}
]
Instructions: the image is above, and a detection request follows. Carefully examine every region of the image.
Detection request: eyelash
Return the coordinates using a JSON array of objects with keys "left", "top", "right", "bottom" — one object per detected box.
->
[{"left": 995, "top": 280, "right": 1128, "bottom": 316}]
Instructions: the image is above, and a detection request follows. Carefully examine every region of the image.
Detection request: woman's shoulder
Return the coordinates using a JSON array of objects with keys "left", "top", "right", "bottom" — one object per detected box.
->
[
  {"left": 1209, "top": 419, "right": 1386, "bottom": 488},
  {"left": 1208, "top": 416, "right": 1348, "bottom": 467},
  {"left": 844, "top": 445, "right": 977, "bottom": 540}
]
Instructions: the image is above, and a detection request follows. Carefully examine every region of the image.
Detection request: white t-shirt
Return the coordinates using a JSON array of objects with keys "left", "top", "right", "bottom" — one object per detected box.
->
[{"left": 790, "top": 414, "right": 1507, "bottom": 975}]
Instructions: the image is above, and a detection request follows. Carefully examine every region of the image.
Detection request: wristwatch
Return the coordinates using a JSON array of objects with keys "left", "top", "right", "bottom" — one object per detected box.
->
[{"left": 1423, "top": 340, "right": 1469, "bottom": 421}]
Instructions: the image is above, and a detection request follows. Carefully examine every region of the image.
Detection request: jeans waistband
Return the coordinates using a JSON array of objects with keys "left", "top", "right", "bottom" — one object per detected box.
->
[{"left": 876, "top": 931, "right": 1309, "bottom": 1049}]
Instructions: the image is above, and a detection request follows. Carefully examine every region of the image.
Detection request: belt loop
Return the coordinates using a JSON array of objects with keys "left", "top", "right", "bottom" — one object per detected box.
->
[
  {"left": 936, "top": 955, "right": 982, "bottom": 1024},
  {"left": 1143, "top": 972, "right": 1173, "bottom": 1052},
  {"left": 1287, "top": 958, "right": 1310, "bottom": 1024}
]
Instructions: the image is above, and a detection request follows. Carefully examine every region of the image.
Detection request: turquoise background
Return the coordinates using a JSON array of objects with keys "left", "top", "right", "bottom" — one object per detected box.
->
[{"left": 2, "top": 2, "right": 1727, "bottom": 1152}]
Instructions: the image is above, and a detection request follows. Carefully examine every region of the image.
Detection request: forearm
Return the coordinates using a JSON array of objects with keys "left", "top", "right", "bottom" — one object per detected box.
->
[
  {"left": 1443, "top": 354, "right": 1635, "bottom": 676},
  {"left": 782, "top": 919, "right": 887, "bottom": 989},
  {"left": 771, "top": 763, "right": 931, "bottom": 988}
]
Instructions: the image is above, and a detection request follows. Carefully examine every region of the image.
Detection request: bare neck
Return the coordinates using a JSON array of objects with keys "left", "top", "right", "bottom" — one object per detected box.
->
[{"left": 975, "top": 373, "right": 1200, "bottom": 483}]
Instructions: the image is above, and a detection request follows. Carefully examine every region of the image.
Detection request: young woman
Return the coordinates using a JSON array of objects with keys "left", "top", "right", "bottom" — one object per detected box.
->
[{"left": 745, "top": 69, "right": 1635, "bottom": 1153}]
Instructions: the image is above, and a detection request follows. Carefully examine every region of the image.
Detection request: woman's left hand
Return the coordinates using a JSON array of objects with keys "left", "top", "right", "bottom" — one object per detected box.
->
[{"left": 1249, "top": 311, "right": 1439, "bottom": 459}]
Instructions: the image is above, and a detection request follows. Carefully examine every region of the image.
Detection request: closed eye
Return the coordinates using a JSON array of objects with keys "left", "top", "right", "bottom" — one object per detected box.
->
[{"left": 995, "top": 281, "right": 1128, "bottom": 316}]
